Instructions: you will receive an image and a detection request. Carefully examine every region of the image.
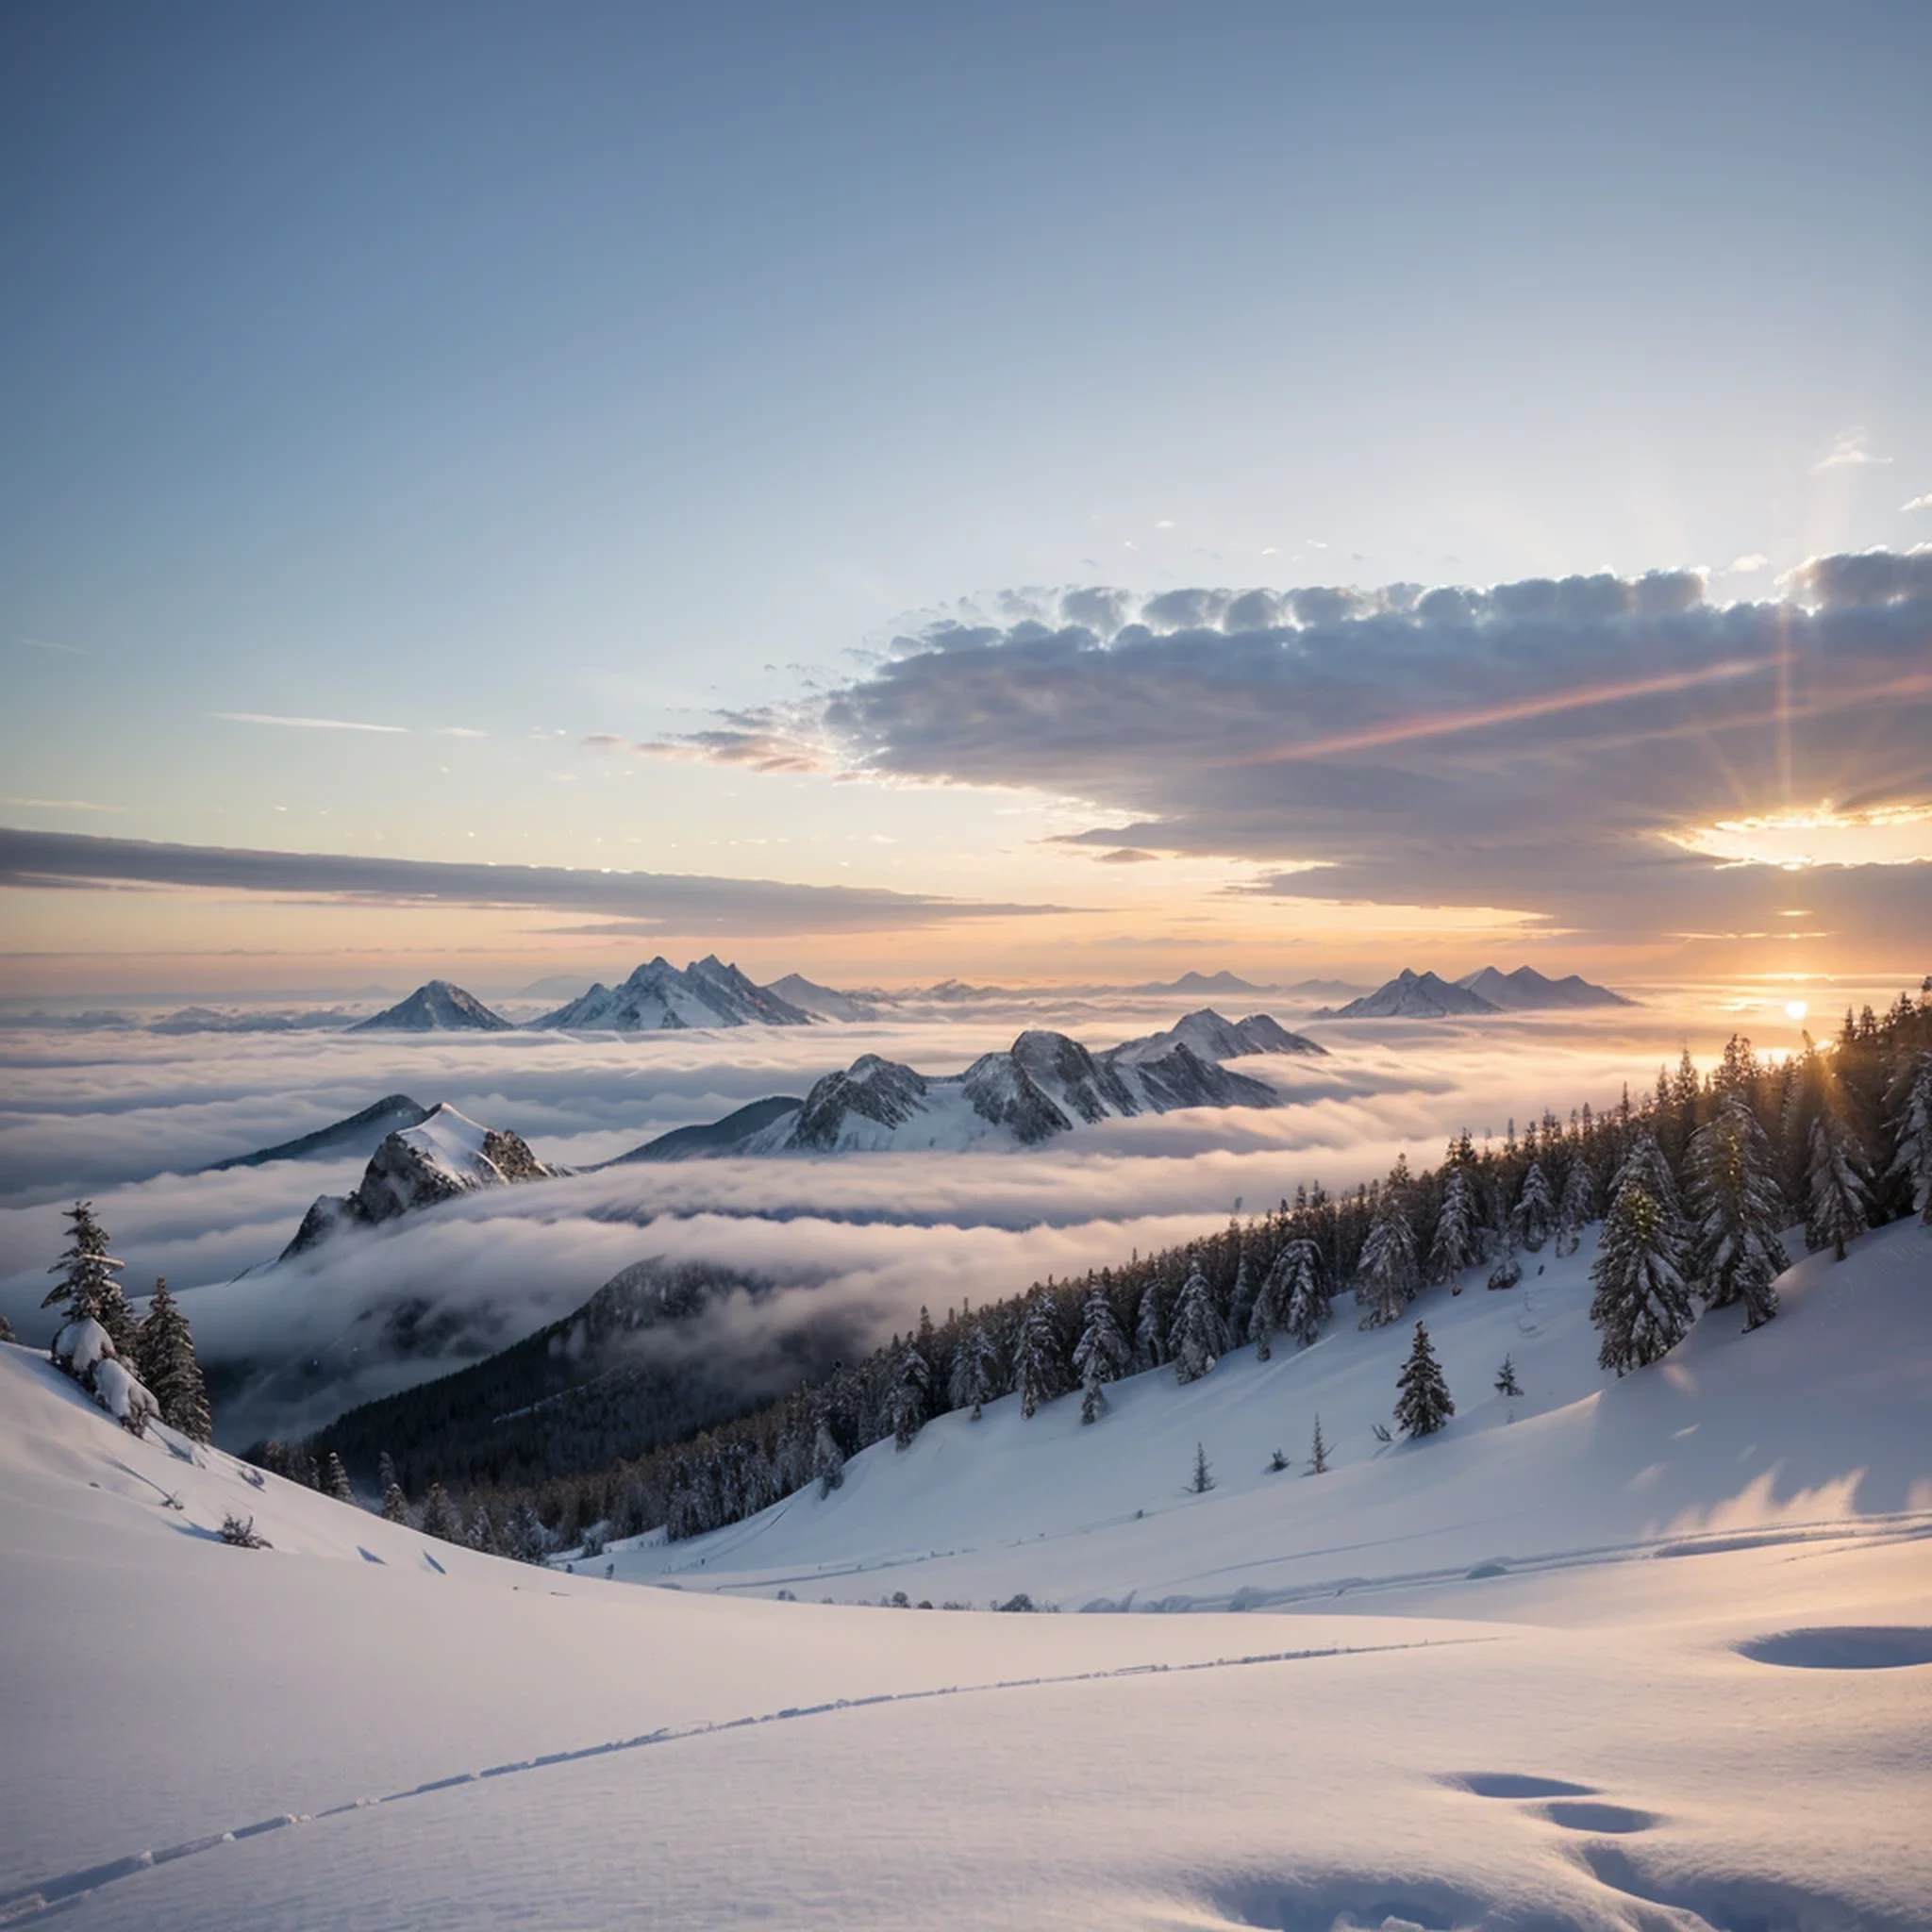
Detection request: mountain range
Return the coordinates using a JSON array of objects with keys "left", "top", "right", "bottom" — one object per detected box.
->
[
  {"left": 1315, "top": 964, "right": 1628, "bottom": 1018},
  {"left": 618, "top": 1009, "right": 1316, "bottom": 1161},
  {"left": 533, "top": 956, "right": 812, "bottom": 1031}
]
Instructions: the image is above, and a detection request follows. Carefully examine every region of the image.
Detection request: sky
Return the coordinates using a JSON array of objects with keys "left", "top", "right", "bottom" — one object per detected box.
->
[{"left": 3, "top": 0, "right": 1929, "bottom": 997}]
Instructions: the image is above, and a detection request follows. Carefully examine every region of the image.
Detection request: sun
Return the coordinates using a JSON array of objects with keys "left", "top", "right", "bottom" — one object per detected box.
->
[{"left": 1785, "top": 999, "right": 1808, "bottom": 1022}]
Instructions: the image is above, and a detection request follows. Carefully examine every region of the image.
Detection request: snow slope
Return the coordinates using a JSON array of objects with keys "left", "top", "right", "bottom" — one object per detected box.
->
[
  {"left": 2, "top": 1224, "right": 1930, "bottom": 1930},
  {"left": 608, "top": 1221, "right": 1932, "bottom": 1612}
]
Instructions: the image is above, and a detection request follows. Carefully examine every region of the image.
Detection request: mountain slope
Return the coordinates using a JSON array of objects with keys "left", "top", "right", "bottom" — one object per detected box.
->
[
  {"left": 1457, "top": 964, "right": 1632, "bottom": 1009},
  {"left": 1109, "top": 1008, "right": 1324, "bottom": 1064},
  {"left": 762, "top": 974, "right": 879, "bottom": 1022},
  {"left": 605, "top": 1219, "right": 1932, "bottom": 1612},
  {"left": 1319, "top": 968, "right": 1502, "bottom": 1018},
  {"left": 206, "top": 1094, "right": 432, "bottom": 1171},
  {"left": 350, "top": 980, "right": 513, "bottom": 1032},
  {"left": 535, "top": 956, "right": 812, "bottom": 1031},
  {"left": 281, "top": 1103, "right": 556, "bottom": 1256},
  {"left": 613, "top": 1023, "right": 1287, "bottom": 1160}
]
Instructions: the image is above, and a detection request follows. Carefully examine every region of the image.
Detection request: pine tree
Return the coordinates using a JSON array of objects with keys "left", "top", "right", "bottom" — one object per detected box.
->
[
  {"left": 1589, "top": 1173, "right": 1692, "bottom": 1374},
  {"left": 1685, "top": 1095, "right": 1789, "bottom": 1328},
  {"left": 380, "top": 1478, "right": 411, "bottom": 1524},
  {"left": 1279, "top": 1240, "right": 1328, "bottom": 1346},
  {"left": 1167, "top": 1261, "right": 1228, "bottom": 1384},
  {"left": 1426, "top": 1161, "right": 1482, "bottom": 1284},
  {"left": 1073, "top": 1285, "right": 1129, "bottom": 1424},
  {"left": 1885, "top": 1052, "right": 1932, "bottom": 1225},
  {"left": 466, "top": 1502, "right": 499, "bottom": 1552},
  {"left": 1393, "top": 1322, "right": 1454, "bottom": 1438},
  {"left": 0, "top": 1313, "right": 15, "bottom": 1344},
  {"left": 324, "top": 1452, "right": 355, "bottom": 1503},
  {"left": 1012, "top": 1292, "right": 1063, "bottom": 1417},
  {"left": 948, "top": 1321, "right": 999, "bottom": 1420},
  {"left": 378, "top": 1450, "right": 400, "bottom": 1495},
  {"left": 1227, "top": 1257, "right": 1256, "bottom": 1342},
  {"left": 1807, "top": 1108, "right": 1870, "bottom": 1261},
  {"left": 420, "top": 1482, "right": 461, "bottom": 1541},
  {"left": 1554, "top": 1158, "right": 1594, "bottom": 1257},
  {"left": 42, "top": 1201, "right": 135, "bottom": 1347},
  {"left": 889, "top": 1342, "right": 930, "bottom": 1449},
  {"left": 1355, "top": 1185, "right": 1419, "bottom": 1328},
  {"left": 1307, "top": 1413, "right": 1329, "bottom": 1475},
  {"left": 1189, "top": 1441, "right": 1215, "bottom": 1493},
  {"left": 132, "top": 1277, "right": 212, "bottom": 1442},
  {"left": 812, "top": 1414, "right": 845, "bottom": 1496},
  {"left": 1133, "top": 1278, "right": 1165, "bottom": 1370},
  {"left": 1494, "top": 1354, "right": 1522, "bottom": 1398},
  {"left": 1247, "top": 1248, "right": 1287, "bottom": 1360},
  {"left": 1510, "top": 1161, "right": 1555, "bottom": 1253}
]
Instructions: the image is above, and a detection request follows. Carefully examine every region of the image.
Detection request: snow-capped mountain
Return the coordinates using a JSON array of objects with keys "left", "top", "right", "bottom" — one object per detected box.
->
[
  {"left": 1130, "top": 969, "right": 1269, "bottom": 995},
  {"left": 206, "top": 1094, "right": 432, "bottom": 1171},
  {"left": 617, "top": 1022, "right": 1285, "bottom": 1160},
  {"left": 761, "top": 973, "right": 879, "bottom": 1022},
  {"left": 1455, "top": 963, "right": 1631, "bottom": 1009},
  {"left": 350, "top": 980, "right": 513, "bottom": 1032},
  {"left": 282, "top": 1103, "right": 556, "bottom": 1256},
  {"left": 1316, "top": 968, "right": 1502, "bottom": 1019},
  {"left": 534, "top": 956, "right": 812, "bottom": 1031},
  {"left": 1109, "top": 1008, "right": 1324, "bottom": 1064}
]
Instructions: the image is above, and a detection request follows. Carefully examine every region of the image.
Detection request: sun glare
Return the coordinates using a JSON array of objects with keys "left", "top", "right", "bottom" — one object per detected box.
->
[
  {"left": 1669, "top": 803, "right": 1932, "bottom": 869},
  {"left": 1785, "top": 999, "right": 1808, "bottom": 1021}
]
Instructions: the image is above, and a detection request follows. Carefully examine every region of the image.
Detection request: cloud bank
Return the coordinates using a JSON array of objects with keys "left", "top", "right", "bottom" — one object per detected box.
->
[{"left": 0, "top": 828, "right": 1059, "bottom": 937}]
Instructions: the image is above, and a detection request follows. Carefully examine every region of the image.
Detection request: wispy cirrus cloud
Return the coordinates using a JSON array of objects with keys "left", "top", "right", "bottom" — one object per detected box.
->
[
  {"left": 0, "top": 828, "right": 1061, "bottom": 935},
  {"left": 1812, "top": 427, "right": 1892, "bottom": 472},
  {"left": 0, "top": 796, "right": 125, "bottom": 813},
  {"left": 213, "top": 712, "right": 410, "bottom": 734}
]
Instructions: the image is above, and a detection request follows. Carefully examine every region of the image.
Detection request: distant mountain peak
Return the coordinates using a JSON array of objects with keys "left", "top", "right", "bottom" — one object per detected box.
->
[
  {"left": 535, "top": 957, "right": 812, "bottom": 1032},
  {"left": 350, "top": 980, "right": 512, "bottom": 1033}
]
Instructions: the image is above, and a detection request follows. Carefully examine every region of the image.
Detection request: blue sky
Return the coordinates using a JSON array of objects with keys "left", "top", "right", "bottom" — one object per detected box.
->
[{"left": 2, "top": 2, "right": 1927, "bottom": 991}]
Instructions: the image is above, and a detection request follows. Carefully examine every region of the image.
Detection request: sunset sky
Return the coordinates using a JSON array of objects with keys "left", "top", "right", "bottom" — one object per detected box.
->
[{"left": 4, "top": 2, "right": 1928, "bottom": 996}]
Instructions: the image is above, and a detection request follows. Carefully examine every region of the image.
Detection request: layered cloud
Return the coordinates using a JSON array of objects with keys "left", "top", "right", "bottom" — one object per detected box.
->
[
  {"left": 739, "top": 550, "right": 1932, "bottom": 948},
  {"left": 0, "top": 828, "right": 1058, "bottom": 937}
]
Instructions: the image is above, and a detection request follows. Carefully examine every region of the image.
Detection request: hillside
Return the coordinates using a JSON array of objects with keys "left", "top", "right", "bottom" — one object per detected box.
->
[
  {"left": 598, "top": 1219, "right": 1932, "bottom": 1611},
  {"left": 2, "top": 1227, "right": 1927, "bottom": 1930}
]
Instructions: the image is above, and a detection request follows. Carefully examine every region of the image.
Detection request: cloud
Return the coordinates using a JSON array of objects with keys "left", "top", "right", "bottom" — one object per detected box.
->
[
  {"left": 1728, "top": 554, "right": 1769, "bottom": 574},
  {"left": 0, "top": 797, "right": 125, "bottom": 813},
  {"left": 0, "top": 827, "right": 1061, "bottom": 936},
  {"left": 16, "top": 635, "right": 88, "bottom": 656},
  {"left": 1812, "top": 428, "right": 1892, "bottom": 472},
  {"left": 212, "top": 712, "right": 410, "bottom": 734},
  {"left": 0, "top": 998, "right": 1799, "bottom": 1442},
  {"left": 795, "top": 552, "right": 1932, "bottom": 946},
  {"left": 1903, "top": 494, "right": 1932, "bottom": 513},
  {"left": 436, "top": 726, "right": 489, "bottom": 739}
]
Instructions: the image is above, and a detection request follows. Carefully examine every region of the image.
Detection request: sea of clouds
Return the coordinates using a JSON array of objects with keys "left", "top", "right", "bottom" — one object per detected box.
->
[{"left": 0, "top": 983, "right": 1888, "bottom": 1444}]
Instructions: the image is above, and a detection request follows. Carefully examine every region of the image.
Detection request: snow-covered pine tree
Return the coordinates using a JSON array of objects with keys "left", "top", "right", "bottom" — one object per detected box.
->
[
  {"left": 1247, "top": 1248, "right": 1288, "bottom": 1360},
  {"left": 1012, "top": 1292, "right": 1064, "bottom": 1417},
  {"left": 1393, "top": 1322, "right": 1454, "bottom": 1438},
  {"left": 420, "top": 1482, "right": 461, "bottom": 1541},
  {"left": 378, "top": 1450, "right": 399, "bottom": 1494},
  {"left": 812, "top": 1410, "right": 845, "bottom": 1496},
  {"left": 1167, "top": 1260, "right": 1229, "bottom": 1384},
  {"left": 1510, "top": 1161, "right": 1555, "bottom": 1253},
  {"left": 42, "top": 1201, "right": 135, "bottom": 1348},
  {"left": 324, "top": 1452, "right": 355, "bottom": 1503},
  {"left": 1308, "top": 1412, "right": 1329, "bottom": 1475},
  {"left": 1133, "top": 1277, "right": 1166, "bottom": 1371},
  {"left": 1189, "top": 1441, "right": 1215, "bottom": 1493},
  {"left": 1227, "top": 1257, "right": 1256, "bottom": 1344},
  {"left": 509, "top": 1501, "right": 549, "bottom": 1564},
  {"left": 0, "top": 1313, "right": 14, "bottom": 1343},
  {"left": 1494, "top": 1353, "right": 1522, "bottom": 1398},
  {"left": 1278, "top": 1239, "right": 1328, "bottom": 1346},
  {"left": 889, "top": 1341, "right": 930, "bottom": 1449},
  {"left": 1355, "top": 1183, "right": 1419, "bottom": 1328},
  {"left": 133, "top": 1277, "right": 212, "bottom": 1442},
  {"left": 1073, "top": 1285, "right": 1129, "bottom": 1424},
  {"left": 1807, "top": 1106, "right": 1871, "bottom": 1261},
  {"left": 1685, "top": 1094, "right": 1789, "bottom": 1328},
  {"left": 466, "top": 1501, "right": 498, "bottom": 1552},
  {"left": 1885, "top": 1052, "right": 1932, "bottom": 1225},
  {"left": 1554, "top": 1158, "right": 1594, "bottom": 1257},
  {"left": 948, "top": 1321, "right": 999, "bottom": 1420},
  {"left": 1589, "top": 1171, "right": 1692, "bottom": 1374},
  {"left": 1426, "top": 1160, "right": 1482, "bottom": 1284}
]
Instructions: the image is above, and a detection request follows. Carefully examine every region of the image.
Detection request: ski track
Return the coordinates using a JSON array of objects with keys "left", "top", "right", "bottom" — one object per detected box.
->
[{"left": 0, "top": 1635, "right": 1490, "bottom": 1926}]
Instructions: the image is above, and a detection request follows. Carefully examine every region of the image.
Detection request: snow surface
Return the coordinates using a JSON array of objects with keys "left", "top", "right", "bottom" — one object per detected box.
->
[{"left": 3, "top": 1224, "right": 1929, "bottom": 1929}]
